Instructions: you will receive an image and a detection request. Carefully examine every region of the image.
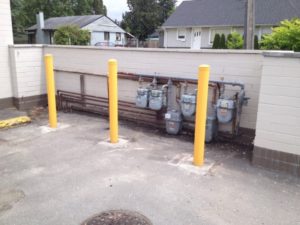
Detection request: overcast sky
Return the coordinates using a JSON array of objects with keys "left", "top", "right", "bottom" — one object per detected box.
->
[{"left": 103, "top": 0, "right": 184, "bottom": 21}]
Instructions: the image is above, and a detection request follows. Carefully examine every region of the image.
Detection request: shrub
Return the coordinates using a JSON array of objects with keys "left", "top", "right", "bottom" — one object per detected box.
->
[
  {"left": 53, "top": 25, "right": 90, "bottom": 45},
  {"left": 212, "top": 34, "right": 220, "bottom": 49},
  {"left": 260, "top": 18, "right": 300, "bottom": 51},
  {"left": 220, "top": 34, "right": 226, "bottom": 49},
  {"left": 226, "top": 32, "right": 243, "bottom": 49}
]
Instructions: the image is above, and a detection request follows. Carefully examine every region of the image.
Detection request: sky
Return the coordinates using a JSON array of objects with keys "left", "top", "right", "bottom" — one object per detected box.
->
[{"left": 103, "top": 0, "right": 184, "bottom": 21}]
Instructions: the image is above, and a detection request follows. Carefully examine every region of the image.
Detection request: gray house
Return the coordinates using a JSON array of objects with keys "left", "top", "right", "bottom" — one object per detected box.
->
[
  {"left": 162, "top": 0, "right": 300, "bottom": 49},
  {"left": 26, "top": 12, "right": 129, "bottom": 46}
]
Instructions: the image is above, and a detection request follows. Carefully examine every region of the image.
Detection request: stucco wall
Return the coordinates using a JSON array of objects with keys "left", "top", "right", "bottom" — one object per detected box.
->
[
  {"left": 0, "top": 0, "right": 13, "bottom": 101},
  {"left": 254, "top": 53, "right": 300, "bottom": 155}
]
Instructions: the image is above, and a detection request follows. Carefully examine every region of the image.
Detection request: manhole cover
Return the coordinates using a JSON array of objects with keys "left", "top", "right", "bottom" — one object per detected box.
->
[{"left": 82, "top": 210, "right": 152, "bottom": 225}]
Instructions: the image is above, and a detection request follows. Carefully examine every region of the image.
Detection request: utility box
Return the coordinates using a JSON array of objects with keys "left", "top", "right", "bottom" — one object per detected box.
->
[
  {"left": 165, "top": 110, "right": 182, "bottom": 135},
  {"left": 206, "top": 116, "right": 217, "bottom": 142},
  {"left": 136, "top": 88, "right": 149, "bottom": 108},
  {"left": 181, "top": 94, "right": 196, "bottom": 117},
  {"left": 149, "top": 89, "right": 163, "bottom": 111},
  {"left": 216, "top": 99, "right": 236, "bottom": 123}
]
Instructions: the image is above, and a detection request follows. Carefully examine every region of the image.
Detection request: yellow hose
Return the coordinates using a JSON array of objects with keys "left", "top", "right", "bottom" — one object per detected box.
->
[{"left": 0, "top": 116, "right": 31, "bottom": 129}]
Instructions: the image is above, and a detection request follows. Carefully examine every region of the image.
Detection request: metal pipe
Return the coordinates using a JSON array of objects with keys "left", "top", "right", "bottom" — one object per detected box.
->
[{"left": 54, "top": 69, "right": 243, "bottom": 89}]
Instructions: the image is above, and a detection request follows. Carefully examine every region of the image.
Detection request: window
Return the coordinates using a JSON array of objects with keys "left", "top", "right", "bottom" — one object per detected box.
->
[
  {"left": 104, "top": 32, "right": 110, "bottom": 41},
  {"left": 210, "top": 28, "right": 232, "bottom": 44},
  {"left": 177, "top": 28, "right": 186, "bottom": 41},
  {"left": 116, "top": 33, "right": 121, "bottom": 41}
]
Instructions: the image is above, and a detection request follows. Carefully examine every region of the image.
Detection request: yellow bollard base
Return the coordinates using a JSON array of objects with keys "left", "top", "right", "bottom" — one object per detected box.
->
[{"left": 193, "top": 160, "right": 204, "bottom": 167}]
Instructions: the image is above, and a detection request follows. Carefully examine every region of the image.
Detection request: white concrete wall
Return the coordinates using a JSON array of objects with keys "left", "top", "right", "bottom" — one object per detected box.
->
[
  {"left": 9, "top": 46, "right": 45, "bottom": 98},
  {"left": 0, "top": 0, "right": 13, "bottom": 100},
  {"left": 43, "top": 46, "right": 264, "bottom": 129},
  {"left": 254, "top": 53, "right": 300, "bottom": 155}
]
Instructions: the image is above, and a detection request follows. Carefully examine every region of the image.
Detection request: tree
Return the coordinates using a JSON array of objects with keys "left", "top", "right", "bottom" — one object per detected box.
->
[
  {"left": 93, "top": 0, "right": 107, "bottom": 15},
  {"left": 158, "top": 0, "right": 176, "bottom": 23},
  {"left": 53, "top": 25, "right": 90, "bottom": 45},
  {"left": 260, "top": 18, "right": 300, "bottom": 51},
  {"left": 212, "top": 34, "right": 220, "bottom": 49},
  {"left": 220, "top": 34, "right": 226, "bottom": 49},
  {"left": 73, "top": 0, "right": 93, "bottom": 15},
  {"left": 226, "top": 32, "right": 244, "bottom": 49},
  {"left": 121, "top": 0, "right": 159, "bottom": 41},
  {"left": 254, "top": 35, "right": 259, "bottom": 49},
  {"left": 121, "top": 0, "right": 175, "bottom": 41},
  {"left": 10, "top": 0, "right": 108, "bottom": 42}
]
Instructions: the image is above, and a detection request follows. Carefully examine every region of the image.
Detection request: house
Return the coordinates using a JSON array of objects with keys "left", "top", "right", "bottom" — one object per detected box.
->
[
  {"left": 26, "top": 12, "right": 129, "bottom": 46},
  {"left": 162, "top": 0, "right": 300, "bottom": 49}
]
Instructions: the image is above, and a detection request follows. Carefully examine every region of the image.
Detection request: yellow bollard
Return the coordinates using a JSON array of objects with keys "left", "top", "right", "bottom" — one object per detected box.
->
[
  {"left": 108, "top": 59, "right": 119, "bottom": 143},
  {"left": 193, "top": 65, "right": 210, "bottom": 166},
  {"left": 44, "top": 54, "right": 57, "bottom": 128}
]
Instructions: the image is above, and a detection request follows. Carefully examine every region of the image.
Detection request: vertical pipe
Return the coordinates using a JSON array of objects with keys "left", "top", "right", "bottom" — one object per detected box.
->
[
  {"left": 193, "top": 65, "right": 210, "bottom": 166},
  {"left": 80, "top": 74, "right": 86, "bottom": 107},
  {"left": 108, "top": 59, "right": 118, "bottom": 143},
  {"left": 44, "top": 54, "right": 57, "bottom": 128}
]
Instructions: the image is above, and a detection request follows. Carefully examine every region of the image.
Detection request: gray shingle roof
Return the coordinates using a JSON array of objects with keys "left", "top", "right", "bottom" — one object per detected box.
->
[
  {"left": 26, "top": 15, "right": 103, "bottom": 31},
  {"left": 163, "top": 0, "right": 300, "bottom": 27}
]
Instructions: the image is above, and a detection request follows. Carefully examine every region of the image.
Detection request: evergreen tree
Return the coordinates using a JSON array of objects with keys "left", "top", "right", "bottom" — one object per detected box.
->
[
  {"left": 121, "top": 0, "right": 175, "bottom": 41},
  {"left": 74, "top": 0, "right": 93, "bottom": 15},
  {"left": 93, "top": 0, "right": 107, "bottom": 15},
  {"left": 122, "top": 0, "right": 160, "bottom": 41},
  {"left": 220, "top": 34, "right": 226, "bottom": 49},
  {"left": 226, "top": 32, "right": 244, "bottom": 49},
  {"left": 254, "top": 35, "right": 259, "bottom": 49},
  {"left": 212, "top": 34, "right": 221, "bottom": 49},
  {"left": 158, "top": 0, "right": 176, "bottom": 24}
]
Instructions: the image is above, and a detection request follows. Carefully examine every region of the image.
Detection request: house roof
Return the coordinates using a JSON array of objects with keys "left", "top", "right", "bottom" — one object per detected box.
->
[
  {"left": 163, "top": 0, "right": 300, "bottom": 27},
  {"left": 26, "top": 15, "right": 103, "bottom": 31}
]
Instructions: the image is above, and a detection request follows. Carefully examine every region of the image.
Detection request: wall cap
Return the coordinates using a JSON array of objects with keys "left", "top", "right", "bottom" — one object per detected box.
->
[{"left": 263, "top": 51, "right": 299, "bottom": 58}]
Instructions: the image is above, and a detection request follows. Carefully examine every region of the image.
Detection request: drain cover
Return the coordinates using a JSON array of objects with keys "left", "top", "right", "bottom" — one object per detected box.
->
[{"left": 82, "top": 210, "right": 152, "bottom": 225}]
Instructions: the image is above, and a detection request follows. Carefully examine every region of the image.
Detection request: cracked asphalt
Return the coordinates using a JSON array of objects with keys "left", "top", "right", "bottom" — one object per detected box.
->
[{"left": 0, "top": 110, "right": 300, "bottom": 225}]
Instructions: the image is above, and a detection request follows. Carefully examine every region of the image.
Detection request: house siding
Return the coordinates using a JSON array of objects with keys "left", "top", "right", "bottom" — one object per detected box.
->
[
  {"left": 83, "top": 16, "right": 126, "bottom": 46},
  {"left": 164, "top": 28, "right": 192, "bottom": 48},
  {"left": 164, "top": 26, "right": 273, "bottom": 49},
  {"left": 0, "top": 0, "right": 13, "bottom": 105},
  {"left": 90, "top": 32, "right": 126, "bottom": 46}
]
